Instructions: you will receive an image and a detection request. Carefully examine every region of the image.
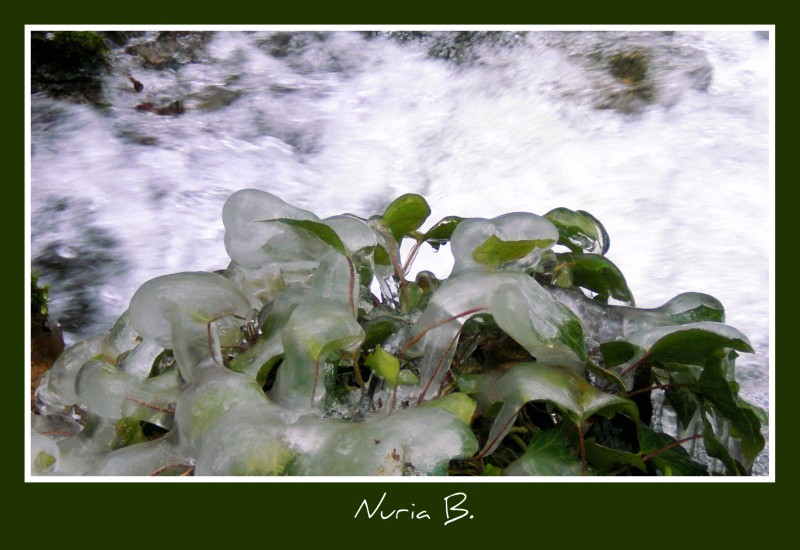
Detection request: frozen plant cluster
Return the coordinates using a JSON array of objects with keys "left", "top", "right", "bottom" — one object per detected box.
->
[{"left": 31, "top": 190, "right": 765, "bottom": 476}]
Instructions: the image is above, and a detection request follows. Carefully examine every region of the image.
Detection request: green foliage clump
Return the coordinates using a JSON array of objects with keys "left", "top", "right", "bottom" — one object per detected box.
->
[
  {"left": 33, "top": 191, "right": 766, "bottom": 477},
  {"left": 31, "top": 272, "right": 49, "bottom": 329},
  {"left": 31, "top": 31, "right": 110, "bottom": 103}
]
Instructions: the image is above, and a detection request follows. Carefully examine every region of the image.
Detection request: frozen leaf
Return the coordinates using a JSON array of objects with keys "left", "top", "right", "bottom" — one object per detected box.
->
[
  {"left": 473, "top": 235, "right": 556, "bottom": 269},
  {"left": 544, "top": 207, "right": 610, "bottom": 255},
  {"left": 479, "top": 363, "right": 638, "bottom": 457},
  {"left": 504, "top": 425, "right": 583, "bottom": 476},
  {"left": 364, "top": 346, "right": 400, "bottom": 387},
  {"left": 380, "top": 193, "right": 431, "bottom": 242},
  {"left": 558, "top": 253, "right": 633, "bottom": 305}
]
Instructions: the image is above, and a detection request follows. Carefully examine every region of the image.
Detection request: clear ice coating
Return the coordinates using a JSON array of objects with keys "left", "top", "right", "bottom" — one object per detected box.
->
[{"left": 31, "top": 188, "right": 762, "bottom": 476}]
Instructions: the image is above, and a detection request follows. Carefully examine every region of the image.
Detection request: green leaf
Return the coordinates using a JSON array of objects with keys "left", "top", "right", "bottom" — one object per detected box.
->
[
  {"left": 256, "top": 354, "right": 283, "bottom": 387},
  {"left": 418, "top": 392, "right": 477, "bottom": 425},
  {"left": 701, "top": 415, "right": 745, "bottom": 476},
  {"left": 364, "top": 346, "right": 400, "bottom": 387},
  {"left": 400, "top": 282, "right": 424, "bottom": 312},
  {"left": 419, "top": 216, "right": 464, "bottom": 250},
  {"left": 637, "top": 424, "right": 708, "bottom": 476},
  {"left": 665, "top": 386, "right": 700, "bottom": 430},
  {"left": 373, "top": 244, "right": 391, "bottom": 266},
  {"left": 584, "top": 437, "right": 647, "bottom": 474},
  {"left": 380, "top": 194, "right": 431, "bottom": 242},
  {"left": 34, "top": 451, "right": 57, "bottom": 473},
  {"left": 397, "top": 370, "right": 419, "bottom": 385},
  {"left": 643, "top": 323, "right": 753, "bottom": 365},
  {"left": 111, "top": 417, "right": 148, "bottom": 450},
  {"left": 472, "top": 235, "right": 555, "bottom": 268},
  {"left": 479, "top": 364, "right": 638, "bottom": 457},
  {"left": 544, "top": 207, "right": 610, "bottom": 255},
  {"left": 600, "top": 341, "right": 637, "bottom": 368},
  {"left": 559, "top": 253, "right": 634, "bottom": 305},
  {"left": 698, "top": 358, "right": 765, "bottom": 466},
  {"left": 504, "top": 425, "right": 584, "bottom": 476},
  {"left": 271, "top": 218, "right": 347, "bottom": 255},
  {"left": 362, "top": 317, "right": 406, "bottom": 350},
  {"left": 482, "top": 464, "right": 503, "bottom": 476}
]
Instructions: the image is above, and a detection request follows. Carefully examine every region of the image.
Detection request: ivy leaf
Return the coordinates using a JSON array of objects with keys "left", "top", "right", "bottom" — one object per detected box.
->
[
  {"left": 701, "top": 415, "right": 746, "bottom": 476},
  {"left": 479, "top": 364, "right": 638, "bottom": 457},
  {"left": 637, "top": 424, "right": 708, "bottom": 476},
  {"left": 601, "top": 322, "right": 754, "bottom": 375},
  {"left": 373, "top": 244, "right": 392, "bottom": 266},
  {"left": 558, "top": 253, "right": 634, "bottom": 305},
  {"left": 380, "top": 194, "right": 431, "bottom": 242},
  {"left": 544, "top": 207, "right": 610, "bottom": 255},
  {"left": 698, "top": 358, "right": 765, "bottom": 466},
  {"left": 418, "top": 392, "right": 477, "bottom": 426},
  {"left": 362, "top": 317, "right": 406, "bottom": 350},
  {"left": 584, "top": 437, "right": 647, "bottom": 474},
  {"left": 472, "top": 235, "right": 555, "bottom": 268},
  {"left": 400, "top": 282, "right": 424, "bottom": 312},
  {"left": 397, "top": 370, "right": 419, "bottom": 385},
  {"left": 418, "top": 216, "right": 464, "bottom": 250},
  {"left": 665, "top": 386, "right": 700, "bottom": 430},
  {"left": 364, "top": 346, "right": 400, "bottom": 387},
  {"left": 504, "top": 425, "right": 584, "bottom": 476},
  {"left": 271, "top": 218, "right": 347, "bottom": 255},
  {"left": 482, "top": 464, "right": 503, "bottom": 476}
]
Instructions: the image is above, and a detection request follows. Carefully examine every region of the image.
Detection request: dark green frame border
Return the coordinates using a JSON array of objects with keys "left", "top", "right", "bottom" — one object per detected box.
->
[{"left": 11, "top": 2, "right": 783, "bottom": 543}]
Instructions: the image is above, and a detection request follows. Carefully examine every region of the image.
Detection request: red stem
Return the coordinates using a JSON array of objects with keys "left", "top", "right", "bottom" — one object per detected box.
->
[
  {"left": 400, "top": 306, "right": 488, "bottom": 356},
  {"left": 125, "top": 396, "right": 175, "bottom": 414},
  {"left": 147, "top": 462, "right": 194, "bottom": 476},
  {"left": 626, "top": 383, "right": 696, "bottom": 398},
  {"left": 618, "top": 352, "right": 651, "bottom": 378},
  {"left": 417, "top": 331, "right": 460, "bottom": 403},
  {"left": 347, "top": 256, "right": 356, "bottom": 317},
  {"left": 641, "top": 434, "right": 704, "bottom": 462}
]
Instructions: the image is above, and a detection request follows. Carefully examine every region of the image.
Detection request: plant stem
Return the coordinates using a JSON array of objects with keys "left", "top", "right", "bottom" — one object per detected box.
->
[
  {"left": 400, "top": 306, "right": 488, "bottom": 356},
  {"left": 577, "top": 422, "right": 587, "bottom": 476},
  {"left": 641, "top": 434, "right": 704, "bottom": 462},
  {"left": 626, "top": 383, "right": 696, "bottom": 398}
]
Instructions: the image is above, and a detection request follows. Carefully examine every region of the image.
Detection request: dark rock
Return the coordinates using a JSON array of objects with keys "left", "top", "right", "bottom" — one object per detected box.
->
[
  {"left": 101, "top": 31, "right": 146, "bottom": 48},
  {"left": 754, "top": 30, "right": 769, "bottom": 41},
  {"left": 545, "top": 32, "right": 714, "bottom": 114},
  {"left": 256, "top": 31, "right": 328, "bottom": 58},
  {"left": 128, "top": 75, "right": 144, "bottom": 92},
  {"left": 135, "top": 99, "right": 185, "bottom": 116},
  {"left": 125, "top": 31, "right": 213, "bottom": 68},
  {"left": 31, "top": 31, "right": 111, "bottom": 104},
  {"left": 379, "top": 31, "right": 527, "bottom": 65},
  {"left": 186, "top": 85, "right": 241, "bottom": 111}
]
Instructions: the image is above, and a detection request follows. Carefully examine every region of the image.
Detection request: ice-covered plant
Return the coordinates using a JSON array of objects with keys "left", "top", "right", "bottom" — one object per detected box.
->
[{"left": 31, "top": 190, "right": 766, "bottom": 476}]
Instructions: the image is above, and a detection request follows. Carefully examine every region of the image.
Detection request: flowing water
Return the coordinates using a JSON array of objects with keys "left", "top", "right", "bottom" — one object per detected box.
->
[{"left": 30, "top": 29, "right": 772, "bottom": 473}]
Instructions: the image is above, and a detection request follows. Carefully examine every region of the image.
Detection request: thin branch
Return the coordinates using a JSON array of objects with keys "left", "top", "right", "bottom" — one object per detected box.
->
[
  {"left": 147, "top": 462, "right": 194, "bottom": 476},
  {"left": 125, "top": 396, "right": 175, "bottom": 414},
  {"left": 417, "top": 331, "right": 460, "bottom": 403},
  {"left": 577, "top": 422, "right": 587, "bottom": 476},
  {"left": 641, "top": 434, "right": 704, "bottom": 462},
  {"left": 400, "top": 306, "right": 488, "bottom": 356},
  {"left": 626, "top": 383, "right": 696, "bottom": 398},
  {"left": 618, "top": 353, "right": 651, "bottom": 378}
]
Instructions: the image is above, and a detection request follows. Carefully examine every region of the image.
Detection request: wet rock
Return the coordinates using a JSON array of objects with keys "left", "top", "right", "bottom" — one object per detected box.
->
[
  {"left": 125, "top": 31, "right": 212, "bottom": 68},
  {"left": 31, "top": 31, "right": 110, "bottom": 105},
  {"left": 101, "top": 31, "right": 146, "bottom": 48},
  {"left": 754, "top": 30, "right": 769, "bottom": 41},
  {"left": 186, "top": 85, "right": 241, "bottom": 111},
  {"left": 255, "top": 32, "right": 328, "bottom": 58},
  {"left": 546, "top": 32, "right": 714, "bottom": 114},
  {"left": 379, "top": 31, "right": 527, "bottom": 65},
  {"left": 31, "top": 274, "right": 64, "bottom": 411},
  {"left": 135, "top": 100, "right": 185, "bottom": 116}
]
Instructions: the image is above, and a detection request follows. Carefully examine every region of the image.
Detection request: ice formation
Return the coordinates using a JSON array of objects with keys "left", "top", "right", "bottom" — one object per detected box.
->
[{"left": 31, "top": 190, "right": 763, "bottom": 477}]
